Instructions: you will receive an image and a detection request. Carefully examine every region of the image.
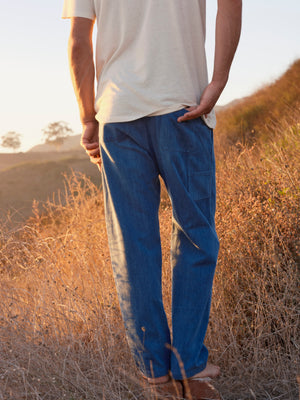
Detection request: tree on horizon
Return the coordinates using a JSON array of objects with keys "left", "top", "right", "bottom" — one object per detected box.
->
[
  {"left": 43, "top": 121, "right": 73, "bottom": 151},
  {"left": 1, "top": 131, "right": 22, "bottom": 152}
]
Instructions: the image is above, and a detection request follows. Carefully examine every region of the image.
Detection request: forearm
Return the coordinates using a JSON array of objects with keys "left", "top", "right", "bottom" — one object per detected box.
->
[
  {"left": 212, "top": 0, "right": 242, "bottom": 88},
  {"left": 68, "top": 19, "right": 96, "bottom": 124},
  {"left": 177, "top": 0, "right": 242, "bottom": 122}
]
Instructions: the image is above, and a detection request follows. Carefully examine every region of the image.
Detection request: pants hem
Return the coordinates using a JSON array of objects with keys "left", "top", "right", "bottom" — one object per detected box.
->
[{"left": 172, "top": 362, "right": 207, "bottom": 381}]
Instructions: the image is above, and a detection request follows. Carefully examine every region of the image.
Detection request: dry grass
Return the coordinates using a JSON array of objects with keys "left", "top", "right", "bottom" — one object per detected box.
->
[
  {"left": 0, "top": 119, "right": 299, "bottom": 399},
  {"left": 215, "top": 59, "right": 300, "bottom": 148},
  {"left": 0, "top": 175, "right": 139, "bottom": 399},
  {"left": 210, "top": 121, "right": 299, "bottom": 399}
]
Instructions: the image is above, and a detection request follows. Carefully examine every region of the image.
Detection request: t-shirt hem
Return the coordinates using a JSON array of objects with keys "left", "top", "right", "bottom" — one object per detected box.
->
[
  {"left": 96, "top": 105, "right": 216, "bottom": 129},
  {"left": 96, "top": 105, "right": 186, "bottom": 125},
  {"left": 62, "top": 12, "right": 95, "bottom": 20}
]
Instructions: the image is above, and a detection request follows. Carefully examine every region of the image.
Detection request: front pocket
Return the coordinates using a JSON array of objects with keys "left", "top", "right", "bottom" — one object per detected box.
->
[
  {"left": 188, "top": 170, "right": 212, "bottom": 200},
  {"left": 160, "top": 108, "right": 214, "bottom": 152}
]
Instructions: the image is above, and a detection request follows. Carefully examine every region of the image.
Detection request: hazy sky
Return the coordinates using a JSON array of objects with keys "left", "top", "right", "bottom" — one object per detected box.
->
[{"left": 0, "top": 0, "right": 299, "bottom": 152}]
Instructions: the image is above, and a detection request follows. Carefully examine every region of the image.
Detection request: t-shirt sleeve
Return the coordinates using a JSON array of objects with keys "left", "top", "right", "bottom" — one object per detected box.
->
[{"left": 62, "top": 0, "right": 96, "bottom": 20}]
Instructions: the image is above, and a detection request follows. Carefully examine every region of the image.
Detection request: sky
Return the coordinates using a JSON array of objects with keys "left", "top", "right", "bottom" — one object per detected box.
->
[{"left": 0, "top": 0, "right": 299, "bottom": 152}]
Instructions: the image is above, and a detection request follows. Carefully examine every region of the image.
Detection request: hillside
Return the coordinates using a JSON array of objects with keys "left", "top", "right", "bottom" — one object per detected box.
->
[
  {"left": 215, "top": 59, "right": 300, "bottom": 146},
  {"left": 0, "top": 155, "right": 101, "bottom": 225},
  {"left": 29, "top": 134, "right": 81, "bottom": 152},
  {"left": 0, "top": 150, "right": 83, "bottom": 172}
]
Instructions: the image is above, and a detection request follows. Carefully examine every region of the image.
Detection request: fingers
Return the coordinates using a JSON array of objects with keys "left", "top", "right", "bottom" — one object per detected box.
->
[
  {"left": 86, "top": 147, "right": 100, "bottom": 157},
  {"left": 81, "top": 141, "right": 99, "bottom": 150},
  {"left": 177, "top": 105, "right": 210, "bottom": 122},
  {"left": 81, "top": 137, "right": 100, "bottom": 158},
  {"left": 80, "top": 122, "right": 101, "bottom": 169},
  {"left": 81, "top": 143, "right": 100, "bottom": 159},
  {"left": 178, "top": 81, "right": 224, "bottom": 122},
  {"left": 81, "top": 139, "right": 100, "bottom": 161},
  {"left": 90, "top": 155, "right": 101, "bottom": 164},
  {"left": 90, "top": 155, "right": 102, "bottom": 172}
]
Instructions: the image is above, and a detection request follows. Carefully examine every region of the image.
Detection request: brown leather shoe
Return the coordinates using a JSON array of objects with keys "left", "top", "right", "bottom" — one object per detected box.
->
[
  {"left": 182, "top": 378, "right": 221, "bottom": 400},
  {"left": 143, "top": 379, "right": 184, "bottom": 399}
]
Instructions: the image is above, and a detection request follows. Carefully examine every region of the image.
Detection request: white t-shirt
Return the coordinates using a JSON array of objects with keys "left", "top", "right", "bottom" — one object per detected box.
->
[{"left": 62, "top": 0, "right": 216, "bottom": 128}]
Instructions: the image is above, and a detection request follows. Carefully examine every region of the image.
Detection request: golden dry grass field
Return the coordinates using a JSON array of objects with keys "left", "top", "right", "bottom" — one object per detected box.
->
[{"left": 0, "top": 61, "right": 299, "bottom": 399}]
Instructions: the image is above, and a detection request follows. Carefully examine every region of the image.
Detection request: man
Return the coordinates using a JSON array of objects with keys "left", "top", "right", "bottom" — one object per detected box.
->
[{"left": 63, "top": 1, "right": 242, "bottom": 398}]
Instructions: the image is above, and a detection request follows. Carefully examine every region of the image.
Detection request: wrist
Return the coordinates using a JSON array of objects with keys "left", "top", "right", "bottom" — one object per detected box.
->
[
  {"left": 211, "top": 75, "right": 228, "bottom": 90},
  {"left": 80, "top": 109, "right": 97, "bottom": 126},
  {"left": 81, "top": 118, "right": 98, "bottom": 127}
]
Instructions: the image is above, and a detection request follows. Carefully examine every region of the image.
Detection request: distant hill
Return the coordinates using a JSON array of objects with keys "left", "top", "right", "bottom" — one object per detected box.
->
[
  {"left": 0, "top": 150, "right": 84, "bottom": 172},
  {"left": 0, "top": 154, "right": 101, "bottom": 225},
  {"left": 215, "top": 59, "right": 300, "bottom": 146},
  {"left": 29, "top": 134, "right": 81, "bottom": 152}
]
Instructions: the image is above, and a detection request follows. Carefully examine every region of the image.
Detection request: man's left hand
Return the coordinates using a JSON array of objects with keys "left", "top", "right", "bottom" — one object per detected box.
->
[{"left": 177, "top": 80, "right": 226, "bottom": 122}]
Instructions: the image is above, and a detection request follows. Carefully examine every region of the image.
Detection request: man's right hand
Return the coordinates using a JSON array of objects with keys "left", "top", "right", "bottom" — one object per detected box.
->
[{"left": 80, "top": 120, "right": 101, "bottom": 167}]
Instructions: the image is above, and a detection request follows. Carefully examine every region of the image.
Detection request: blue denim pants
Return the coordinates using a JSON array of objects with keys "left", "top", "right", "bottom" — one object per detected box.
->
[{"left": 99, "top": 108, "right": 219, "bottom": 380}]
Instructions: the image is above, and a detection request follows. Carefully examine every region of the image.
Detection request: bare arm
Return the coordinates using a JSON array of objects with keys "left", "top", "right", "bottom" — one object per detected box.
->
[
  {"left": 178, "top": 0, "right": 242, "bottom": 122},
  {"left": 68, "top": 17, "right": 100, "bottom": 165}
]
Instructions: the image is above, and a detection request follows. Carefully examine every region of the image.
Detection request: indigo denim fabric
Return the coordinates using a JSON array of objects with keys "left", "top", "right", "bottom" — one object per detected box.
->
[{"left": 99, "top": 108, "right": 219, "bottom": 380}]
